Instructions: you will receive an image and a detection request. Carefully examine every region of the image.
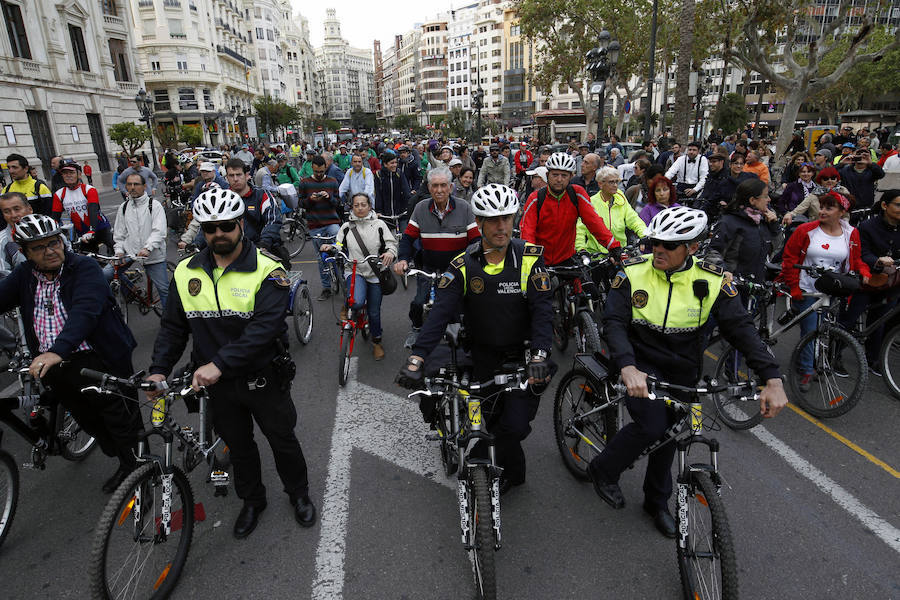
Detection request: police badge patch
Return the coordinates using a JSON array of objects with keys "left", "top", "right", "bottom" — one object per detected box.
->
[
  {"left": 268, "top": 269, "right": 291, "bottom": 288},
  {"left": 470, "top": 277, "right": 485, "bottom": 294},
  {"left": 438, "top": 272, "right": 455, "bottom": 288},
  {"left": 530, "top": 271, "right": 551, "bottom": 291},
  {"left": 611, "top": 272, "right": 626, "bottom": 289},
  {"left": 631, "top": 289, "right": 649, "bottom": 308},
  {"left": 721, "top": 280, "right": 738, "bottom": 297},
  {"left": 188, "top": 278, "right": 202, "bottom": 296}
]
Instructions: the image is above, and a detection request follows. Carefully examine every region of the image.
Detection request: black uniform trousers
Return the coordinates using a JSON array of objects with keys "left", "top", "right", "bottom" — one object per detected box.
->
[
  {"left": 43, "top": 351, "right": 144, "bottom": 468},
  {"left": 208, "top": 367, "right": 309, "bottom": 507},
  {"left": 590, "top": 363, "right": 684, "bottom": 511}
]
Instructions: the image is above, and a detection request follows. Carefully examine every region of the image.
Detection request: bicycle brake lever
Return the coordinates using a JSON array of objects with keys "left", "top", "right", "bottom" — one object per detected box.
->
[{"left": 80, "top": 386, "right": 104, "bottom": 394}]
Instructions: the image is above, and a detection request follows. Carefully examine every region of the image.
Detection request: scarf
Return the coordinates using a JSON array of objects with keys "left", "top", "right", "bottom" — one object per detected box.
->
[{"left": 744, "top": 207, "right": 762, "bottom": 224}]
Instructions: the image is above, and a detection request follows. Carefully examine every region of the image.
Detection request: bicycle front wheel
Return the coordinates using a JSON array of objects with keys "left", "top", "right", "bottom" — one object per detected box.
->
[
  {"left": 788, "top": 326, "right": 867, "bottom": 418},
  {"left": 58, "top": 410, "right": 97, "bottom": 461},
  {"left": 292, "top": 284, "right": 314, "bottom": 345},
  {"left": 574, "top": 310, "right": 604, "bottom": 355},
  {"left": 676, "top": 470, "right": 738, "bottom": 600},
  {"left": 283, "top": 218, "right": 308, "bottom": 258},
  {"left": 553, "top": 369, "right": 619, "bottom": 480},
  {"left": 468, "top": 467, "right": 497, "bottom": 600},
  {"left": 0, "top": 449, "right": 18, "bottom": 550},
  {"left": 90, "top": 463, "right": 194, "bottom": 600},
  {"left": 551, "top": 288, "right": 569, "bottom": 352},
  {"left": 712, "top": 343, "right": 763, "bottom": 430},
  {"left": 879, "top": 323, "right": 900, "bottom": 401},
  {"left": 339, "top": 328, "right": 353, "bottom": 386}
]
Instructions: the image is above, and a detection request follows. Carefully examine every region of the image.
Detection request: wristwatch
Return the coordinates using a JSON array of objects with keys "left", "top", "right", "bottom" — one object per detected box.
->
[{"left": 531, "top": 349, "right": 548, "bottom": 361}]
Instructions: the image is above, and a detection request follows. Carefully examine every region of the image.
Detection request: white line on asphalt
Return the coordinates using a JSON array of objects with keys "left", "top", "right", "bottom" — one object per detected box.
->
[
  {"left": 311, "top": 358, "right": 451, "bottom": 600},
  {"left": 750, "top": 424, "right": 900, "bottom": 554}
]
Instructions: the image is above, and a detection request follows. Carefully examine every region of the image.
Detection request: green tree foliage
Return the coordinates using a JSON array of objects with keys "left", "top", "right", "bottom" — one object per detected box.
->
[
  {"left": 724, "top": 0, "right": 900, "bottom": 156},
  {"left": 712, "top": 93, "right": 750, "bottom": 135},
  {"left": 108, "top": 121, "right": 151, "bottom": 155},
  {"left": 253, "top": 96, "right": 303, "bottom": 133},
  {"left": 443, "top": 108, "right": 468, "bottom": 138},
  {"left": 156, "top": 124, "right": 178, "bottom": 151},
  {"left": 392, "top": 114, "right": 416, "bottom": 132},
  {"left": 178, "top": 125, "right": 203, "bottom": 147},
  {"left": 350, "top": 107, "right": 377, "bottom": 132}
]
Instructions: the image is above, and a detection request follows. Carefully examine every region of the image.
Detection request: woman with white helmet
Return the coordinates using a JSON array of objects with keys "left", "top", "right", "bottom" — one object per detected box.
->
[
  {"left": 585, "top": 205, "right": 787, "bottom": 537},
  {"left": 397, "top": 183, "right": 555, "bottom": 494}
]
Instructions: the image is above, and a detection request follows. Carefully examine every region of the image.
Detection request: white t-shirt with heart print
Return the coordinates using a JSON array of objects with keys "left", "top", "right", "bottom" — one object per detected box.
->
[{"left": 800, "top": 226, "right": 849, "bottom": 294}]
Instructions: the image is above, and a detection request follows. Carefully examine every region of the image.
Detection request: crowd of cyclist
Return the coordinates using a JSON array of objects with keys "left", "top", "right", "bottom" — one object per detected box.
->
[{"left": 0, "top": 119, "right": 897, "bottom": 545}]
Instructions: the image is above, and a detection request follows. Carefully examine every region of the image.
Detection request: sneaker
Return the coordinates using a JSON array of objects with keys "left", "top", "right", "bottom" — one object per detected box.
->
[
  {"left": 404, "top": 327, "right": 420, "bottom": 349},
  {"left": 869, "top": 363, "right": 883, "bottom": 377},
  {"left": 373, "top": 342, "right": 385, "bottom": 361},
  {"left": 798, "top": 373, "right": 813, "bottom": 393},
  {"left": 832, "top": 357, "right": 849, "bottom": 378},
  {"left": 339, "top": 306, "right": 348, "bottom": 321},
  {"left": 317, "top": 288, "right": 332, "bottom": 301}
]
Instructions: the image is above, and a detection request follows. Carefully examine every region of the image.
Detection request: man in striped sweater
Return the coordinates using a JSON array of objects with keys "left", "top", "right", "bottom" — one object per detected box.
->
[
  {"left": 393, "top": 166, "right": 479, "bottom": 348},
  {"left": 299, "top": 155, "right": 342, "bottom": 300}
]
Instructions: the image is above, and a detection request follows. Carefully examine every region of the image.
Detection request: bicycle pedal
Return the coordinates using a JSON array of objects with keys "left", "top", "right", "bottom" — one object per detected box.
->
[
  {"left": 22, "top": 462, "right": 46, "bottom": 471},
  {"left": 210, "top": 469, "right": 229, "bottom": 485}
]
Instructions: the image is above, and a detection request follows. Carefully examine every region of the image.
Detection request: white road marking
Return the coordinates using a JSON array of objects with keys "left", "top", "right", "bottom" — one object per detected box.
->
[
  {"left": 311, "top": 358, "right": 452, "bottom": 600},
  {"left": 750, "top": 424, "right": 900, "bottom": 554}
]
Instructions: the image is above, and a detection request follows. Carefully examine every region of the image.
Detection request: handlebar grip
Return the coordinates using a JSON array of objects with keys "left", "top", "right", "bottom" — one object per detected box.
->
[{"left": 80, "top": 368, "right": 110, "bottom": 382}]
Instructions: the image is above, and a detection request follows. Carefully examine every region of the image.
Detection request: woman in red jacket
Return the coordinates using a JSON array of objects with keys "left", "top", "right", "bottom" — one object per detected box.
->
[{"left": 781, "top": 190, "right": 871, "bottom": 388}]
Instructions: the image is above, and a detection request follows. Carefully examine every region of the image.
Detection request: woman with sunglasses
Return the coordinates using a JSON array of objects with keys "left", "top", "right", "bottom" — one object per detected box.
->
[
  {"left": 320, "top": 192, "right": 397, "bottom": 361},
  {"left": 780, "top": 190, "right": 871, "bottom": 390},
  {"left": 777, "top": 161, "right": 817, "bottom": 215},
  {"left": 709, "top": 178, "right": 778, "bottom": 286},
  {"left": 576, "top": 166, "right": 646, "bottom": 254},
  {"left": 782, "top": 166, "right": 851, "bottom": 226}
]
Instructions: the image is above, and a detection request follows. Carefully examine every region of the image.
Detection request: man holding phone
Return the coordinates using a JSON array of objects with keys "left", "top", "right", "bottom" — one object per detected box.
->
[
  {"left": 299, "top": 155, "right": 342, "bottom": 299},
  {"left": 839, "top": 148, "right": 886, "bottom": 210}
]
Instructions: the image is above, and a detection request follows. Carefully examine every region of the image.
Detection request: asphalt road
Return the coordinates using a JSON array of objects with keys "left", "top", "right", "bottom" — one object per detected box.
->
[{"left": 0, "top": 188, "right": 898, "bottom": 599}]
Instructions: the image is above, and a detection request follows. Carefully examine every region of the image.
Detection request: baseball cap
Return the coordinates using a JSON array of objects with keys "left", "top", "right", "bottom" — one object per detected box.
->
[
  {"left": 815, "top": 148, "right": 833, "bottom": 160},
  {"left": 59, "top": 159, "right": 80, "bottom": 171},
  {"left": 241, "top": 144, "right": 249, "bottom": 149},
  {"left": 448, "top": 158, "right": 463, "bottom": 167},
  {"left": 526, "top": 166, "right": 548, "bottom": 182},
  {"left": 842, "top": 142, "right": 856, "bottom": 149},
  {"left": 708, "top": 153, "right": 726, "bottom": 161},
  {"left": 199, "top": 162, "right": 216, "bottom": 172}
]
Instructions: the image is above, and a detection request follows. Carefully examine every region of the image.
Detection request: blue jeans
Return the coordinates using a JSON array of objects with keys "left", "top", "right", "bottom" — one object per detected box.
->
[
  {"left": 145, "top": 260, "right": 170, "bottom": 309},
  {"left": 346, "top": 274, "right": 383, "bottom": 339},
  {"left": 792, "top": 296, "right": 819, "bottom": 374},
  {"left": 409, "top": 273, "right": 433, "bottom": 328},
  {"left": 310, "top": 224, "right": 340, "bottom": 289}
]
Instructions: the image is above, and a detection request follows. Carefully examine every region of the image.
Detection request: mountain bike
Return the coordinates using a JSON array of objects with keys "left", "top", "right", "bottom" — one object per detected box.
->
[
  {"left": 554, "top": 352, "right": 758, "bottom": 600},
  {"left": 407, "top": 326, "right": 529, "bottom": 600},
  {"left": 547, "top": 253, "right": 608, "bottom": 356},
  {"left": 0, "top": 310, "right": 96, "bottom": 550},
  {"left": 325, "top": 249, "right": 379, "bottom": 386},
  {"left": 86, "top": 253, "right": 177, "bottom": 324},
  {"left": 281, "top": 207, "right": 311, "bottom": 258},
  {"left": 80, "top": 367, "right": 230, "bottom": 600}
]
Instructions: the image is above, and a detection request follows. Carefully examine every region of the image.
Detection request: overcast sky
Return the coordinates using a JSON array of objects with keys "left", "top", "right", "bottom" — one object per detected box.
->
[{"left": 293, "top": 0, "right": 463, "bottom": 51}]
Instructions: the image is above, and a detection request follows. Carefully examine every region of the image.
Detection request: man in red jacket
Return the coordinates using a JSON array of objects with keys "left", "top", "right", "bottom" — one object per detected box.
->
[
  {"left": 514, "top": 142, "right": 533, "bottom": 186},
  {"left": 520, "top": 152, "right": 619, "bottom": 266}
]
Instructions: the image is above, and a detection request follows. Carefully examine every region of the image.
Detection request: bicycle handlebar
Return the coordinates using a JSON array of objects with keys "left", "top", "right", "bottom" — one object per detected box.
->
[
  {"left": 325, "top": 249, "right": 380, "bottom": 264},
  {"left": 405, "top": 268, "right": 439, "bottom": 279},
  {"left": 613, "top": 375, "right": 760, "bottom": 402},
  {"left": 410, "top": 367, "right": 530, "bottom": 399}
]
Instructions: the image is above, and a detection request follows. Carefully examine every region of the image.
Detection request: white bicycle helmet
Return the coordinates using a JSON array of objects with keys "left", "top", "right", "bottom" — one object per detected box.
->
[
  {"left": 177, "top": 154, "right": 192, "bottom": 165},
  {"left": 192, "top": 187, "right": 245, "bottom": 223},
  {"left": 545, "top": 152, "right": 577, "bottom": 173},
  {"left": 471, "top": 184, "right": 519, "bottom": 217},
  {"left": 645, "top": 206, "right": 708, "bottom": 243},
  {"left": 13, "top": 214, "right": 62, "bottom": 244}
]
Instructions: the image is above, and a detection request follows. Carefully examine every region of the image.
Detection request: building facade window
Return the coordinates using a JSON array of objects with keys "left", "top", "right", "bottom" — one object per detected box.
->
[
  {"left": 154, "top": 89, "right": 171, "bottom": 111},
  {"left": 68, "top": 24, "right": 90, "bottom": 71},
  {"left": 108, "top": 38, "right": 130, "bottom": 81},
  {"left": 178, "top": 87, "right": 198, "bottom": 110},
  {"left": 2, "top": 1, "right": 31, "bottom": 59},
  {"left": 101, "top": 0, "right": 119, "bottom": 16}
]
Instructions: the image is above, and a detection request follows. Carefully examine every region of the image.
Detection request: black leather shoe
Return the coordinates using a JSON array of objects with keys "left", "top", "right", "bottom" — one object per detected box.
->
[
  {"left": 233, "top": 503, "right": 266, "bottom": 539},
  {"left": 644, "top": 504, "right": 677, "bottom": 538},
  {"left": 586, "top": 464, "right": 625, "bottom": 509},
  {"left": 293, "top": 496, "right": 317, "bottom": 528},
  {"left": 102, "top": 465, "right": 133, "bottom": 494}
]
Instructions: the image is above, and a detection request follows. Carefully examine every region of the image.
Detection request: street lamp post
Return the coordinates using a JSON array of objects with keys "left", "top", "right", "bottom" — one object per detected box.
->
[
  {"left": 693, "top": 69, "right": 707, "bottom": 142},
  {"left": 472, "top": 86, "right": 484, "bottom": 141},
  {"left": 699, "top": 74, "right": 713, "bottom": 143},
  {"left": 134, "top": 89, "right": 160, "bottom": 174},
  {"left": 586, "top": 31, "right": 620, "bottom": 143}
]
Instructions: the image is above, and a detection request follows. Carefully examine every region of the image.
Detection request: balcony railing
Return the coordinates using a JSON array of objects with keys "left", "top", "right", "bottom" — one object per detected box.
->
[
  {"left": 138, "top": 0, "right": 154, "bottom": 7},
  {"left": 170, "top": 33, "right": 187, "bottom": 39},
  {"left": 103, "top": 15, "right": 125, "bottom": 28},
  {"left": 117, "top": 81, "right": 139, "bottom": 95},
  {"left": 163, "top": 0, "right": 181, "bottom": 8},
  {"left": 215, "top": 44, "right": 253, "bottom": 67}
]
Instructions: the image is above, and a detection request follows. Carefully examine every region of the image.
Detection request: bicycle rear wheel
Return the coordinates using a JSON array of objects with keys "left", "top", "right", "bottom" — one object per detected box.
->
[
  {"left": 58, "top": 410, "right": 97, "bottom": 461},
  {"left": 711, "top": 343, "right": 763, "bottom": 430},
  {"left": 0, "top": 449, "right": 18, "bottom": 550},
  {"left": 339, "top": 328, "right": 353, "bottom": 386},
  {"left": 553, "top": 369, "right": 619, "bottom": 480},
  {"left": 676, "top": 470, "right": 738, "bottom": 600},
  {"left": 90, "top": 463, "right": 194, "bottom": 600},
  {"left": 879, "top": 323, "right": 900, "bottom": 401},
  {"left": 292, "top": 284, "right": 314, "bottom": 345},
  {"left": 468, "top": 467, "right": 497, "bottom": 600},
  {"left": 787, "top": 326, "right": 867, "bottom": 418}
]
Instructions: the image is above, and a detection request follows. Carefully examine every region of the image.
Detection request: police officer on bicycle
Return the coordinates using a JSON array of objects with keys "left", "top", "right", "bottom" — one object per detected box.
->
[
  {"left": 146, "top": 188, "right": 316, "bottom": 539},
  {"left": 587, "top": 206, "right": 788, "bottom": 537},
  {"left": 397, "top": 184, "right": 554, "bottom": 493}
]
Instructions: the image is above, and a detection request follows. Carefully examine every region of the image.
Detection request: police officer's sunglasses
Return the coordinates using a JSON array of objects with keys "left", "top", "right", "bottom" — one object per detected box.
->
[
  {"left": 649, "top": 238, "right": 683, "bottom": 251},
  {"left": 200, "top": 221, "right": 239, "bottom": 234}
]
